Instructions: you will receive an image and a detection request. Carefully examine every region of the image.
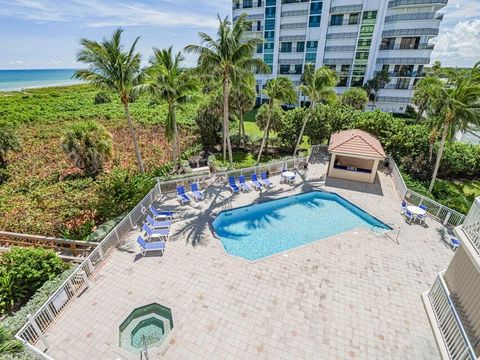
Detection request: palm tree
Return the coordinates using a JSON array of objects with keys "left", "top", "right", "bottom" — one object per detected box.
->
[
  {"left": 412, "top": 76, "right": 443, "bottom": 122},
  {"left": 257, "top": 77, "right": 296, "bottom": 163},
  {"left": 431, "top": 60, "right": 442, "bottom": 75},
  {"left": 364, "top": 70, "right": 390, "bottom": 108},
  {"left": 256, "top": 102, "right": 284, "bottom": 156},
  {"left": 139, "top": 47, "right": 199, "bottom": 171},
  {"left": 185, "top": 14, "right": 268, "bottom": 165},
  {"left": 293, "top": 66, "right": 338, "bottom": 156},
  {"left": 61, "top": 121, "right": 113, "bottom": 177},
  {"left": 428, "top": 78, "right": 480, "bottom": 193},
  {"left": 230, "top": 77, "right": 256, "bottom": 147},
  {"left": 74, "top": 29, "right": 145, "bottom": 173}
]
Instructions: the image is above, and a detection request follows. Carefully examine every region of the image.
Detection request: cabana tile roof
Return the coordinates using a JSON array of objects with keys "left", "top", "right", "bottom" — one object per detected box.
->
[{"left": 328, "top": 129, "right": 386, "bottom": 158}]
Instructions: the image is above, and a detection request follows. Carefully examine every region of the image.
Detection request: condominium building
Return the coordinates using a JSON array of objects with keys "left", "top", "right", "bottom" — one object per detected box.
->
[{"left": 232, "top": 0, "right": 447, "bottom": 113}]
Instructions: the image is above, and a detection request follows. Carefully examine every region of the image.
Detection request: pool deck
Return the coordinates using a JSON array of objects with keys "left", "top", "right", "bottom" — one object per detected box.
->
[{"left": 42, "top": 160, "right": 454, "bottom": 359}]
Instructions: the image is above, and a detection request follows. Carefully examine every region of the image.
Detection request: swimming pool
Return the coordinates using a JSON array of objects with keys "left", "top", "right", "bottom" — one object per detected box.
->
[{"left": 212, "top": 191, "right": 390, "bottom": 260}]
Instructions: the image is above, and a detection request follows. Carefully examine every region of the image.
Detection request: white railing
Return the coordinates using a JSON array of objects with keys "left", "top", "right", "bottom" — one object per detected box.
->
[
  {"left": 14, "top": 181, "right": 162, "bottom": 358},
  {"left": 388, "top": 157, "right": 466, "bottom": 227},
  {"left": 13, "top": 156, "right": 309, "bottom": 359},
  {"left": 428, "top": 272, "right": 477, "bottom": 360},
  {"left": 462, "top": 197, "right": 480, "bottom": 254}
]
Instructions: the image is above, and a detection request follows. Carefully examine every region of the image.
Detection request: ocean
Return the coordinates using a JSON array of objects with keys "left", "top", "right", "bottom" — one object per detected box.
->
[{"left": 0, "top": 69, "right": 82, "bottom": 91}]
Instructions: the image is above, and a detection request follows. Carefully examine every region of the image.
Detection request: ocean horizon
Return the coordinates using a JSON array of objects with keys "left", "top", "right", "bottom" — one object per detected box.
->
[{"left": 0, "top": 68, "right": 82, "bottom": 91}]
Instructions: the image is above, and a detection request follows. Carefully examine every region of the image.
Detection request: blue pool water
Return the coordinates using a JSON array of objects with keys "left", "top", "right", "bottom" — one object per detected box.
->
[{"left": 212, "top": 191, "right": 390, "bottom": 260}]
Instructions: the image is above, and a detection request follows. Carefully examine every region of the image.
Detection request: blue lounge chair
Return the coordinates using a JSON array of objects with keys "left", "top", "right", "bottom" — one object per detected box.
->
[
  {"left": 137, "top": 236, "right": 165, "bottom": 256},
  {"left": 401, "top": 200, "right": 407, "bottom": 214},
  {"left": 149, "top": 205, "right": 174, "bottom": 220},
  {"left": 142, "top": 223, "right": 169, "bottom": 240},
  {"left": 450, "top": 238, "right": 460, "bottom": 251},
  {"left": 419, "top": 204, "right": 428, "bottom": 211},
  {"left": 405, "top": 210, "right": 415, "bottom": 223},
  {"left": 176, "top": 185, "right": 191, "bottom": 204},
  {"left": 190, "top": 183, "right": 205, "bottom": 201},
  {"left": 251, "top": 174, "right": 263, "bottom": 190},
  {"left": 238, "top": 175, "right": 251, "bottom": 192},
  {"left": 228, "top": 176, "right": 239, "bottom": 194},
  {"left": 146, "top": 214, "right": 171, "bottom": 229},
  {"left": 260, "top": 172, "right": 273, "bottom": 188}
]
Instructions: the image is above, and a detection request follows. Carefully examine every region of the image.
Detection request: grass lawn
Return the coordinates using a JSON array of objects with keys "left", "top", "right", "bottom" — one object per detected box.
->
[{"left": 243, "top": 108, "right": 263, "bottom": 137}]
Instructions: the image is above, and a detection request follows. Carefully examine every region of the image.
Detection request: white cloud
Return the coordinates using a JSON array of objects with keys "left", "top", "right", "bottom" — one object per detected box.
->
[
  {"left": 9, "top": 60, "right": 24, "bottom": 65},
  {"left": 431, "top": 20, "right": 480, "bottom": 67}
]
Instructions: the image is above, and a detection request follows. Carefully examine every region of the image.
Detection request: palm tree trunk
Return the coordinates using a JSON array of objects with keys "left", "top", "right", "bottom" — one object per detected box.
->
[
  {"left": 293, "top": 101, "right": 315, "bottom": 157},
  {"left": 223, "top": 78, "right": 233, "bottom": 165},
  {"left": 239, "top": 112, "right": 246, "bottom": 148},
  {"left": 257, "top": 102, "right": 272, "bottom": 164},
  {"left": 123, "top": 102, "right": 145, "bottom": 174},
  {"left": 428, "top": 115, "right": 451, "bottom": 193}
]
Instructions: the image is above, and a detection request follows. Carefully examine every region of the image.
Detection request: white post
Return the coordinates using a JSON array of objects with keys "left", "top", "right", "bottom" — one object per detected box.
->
[
  {"left": 443, "top": 212, "right": 451, "bottom": 226},
  {"left": 27, "top": 314, "right": 49, "bottom": 351}
]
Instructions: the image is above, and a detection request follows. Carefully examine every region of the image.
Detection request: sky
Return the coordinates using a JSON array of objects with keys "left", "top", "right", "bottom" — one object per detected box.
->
[{"left": 0, "top": 0, "right": 478, "bottom": 70}]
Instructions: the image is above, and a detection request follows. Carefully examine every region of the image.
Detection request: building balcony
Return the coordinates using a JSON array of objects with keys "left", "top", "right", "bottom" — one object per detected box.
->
[
  {"left": 388, "top": 0, "right": 448, "bottom": 8},
  {"left": 385, "top": 12, "right": 444, "bottom": 23},
  {"left": 382, "top": 28, "right": 440, "bottom": 37},
  {"left": 329, "top": 19, "right": 360, "bottom": 26},
  {"left": 383, "top": 83, "right": 414, "bottom": 90},
  {"left": 377, "top": 57, "right": 430, "bottom": 65},
  {"left": 330, "top": 4, "right": 363, "bottom": 13},
  {"left": 423, "top": 197, "right": 480, "bottom": 360},
  {"left": 380, "top": 43, "right": 435, "bottom": 50}
]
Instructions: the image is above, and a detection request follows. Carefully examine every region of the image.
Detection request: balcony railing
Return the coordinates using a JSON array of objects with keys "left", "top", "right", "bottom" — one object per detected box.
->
[
  {"left": 325, "top": 45, "right": 356, "bottom": 52},
  {"left": 385, "top": 12, "right": 444, "bottom": 22},
  {"left": 388, "top": 0, "right": 448, "bottom": 7},
  {"left": 427, "top": 272, "right": 477, "bottom": 360},
  {"left": 382, "top": 28, "right": 440, "bottom": 37},
  {"left": 330, "top": 4, "right": 363, "bottom": 13},
  {"left": 377, "top": 57, "right": 430, "bottom": 64},
  {"left": 462, "top": 197, "right": 480, "bottom": 255},
  {"left": 379, "top": 43, "right": 435, "bottom": 50},
  {"left": 383, "top": 83, "right": 414, "bottom": 90},
  {"left": 382, "top": 70, "right": 426, "bottom": 77}
]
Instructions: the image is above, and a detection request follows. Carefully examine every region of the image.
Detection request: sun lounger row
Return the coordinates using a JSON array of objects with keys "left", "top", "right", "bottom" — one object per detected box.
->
[
  {"left": 137, "top": 205, "right": 176, "bottom": 256},
  {"left": 176, "top": 183, "right": 205, "bottom": 204},
  {"left": 228, "top": 172, "right": 274, "bottom": 194}
]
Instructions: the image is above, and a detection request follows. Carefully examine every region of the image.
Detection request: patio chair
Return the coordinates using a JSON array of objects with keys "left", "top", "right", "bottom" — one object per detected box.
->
[
  {"left": 176, "top": 185, "right": 191, "bottom": 204},
  {"left": 142, "top": 223, "right": 169, "bottom": 241},
  {"left": 137, "top": 236, "right": 165, "bottom": 256},
  {"left": 190, "top": 183, "right": 205, "bottom": 201},
  {"left": 401, "top": 200, "right": 407, "bottom": 214},
  {"left": 146, "top": 214, "right": 171, "bottom": 229},
  {"left": 404, "top": 210, "right": 415, "bottom": 223},
  {"left": 260, "top": 172, "right": 273, "bottom": 188},
  {"left": 228, "top": 176, "right": 240, "bottom": 194},
  {"left": 416, "top": 212, "right": 426, "bottom": 225},
  {"left": 419, "top": 204, "right": 428, "bottom": 211},
  {"left": 149, "top": 205, "right": 174, "bottom": 220},
  {"left": 239, "top": 175, "right": 251, "bottom": 192},
  {"left": 450, "top": 238, "right": 461, "bottom": 251},
  {"left": 251, "top": 174, "right": 263, "bottom": 190}
]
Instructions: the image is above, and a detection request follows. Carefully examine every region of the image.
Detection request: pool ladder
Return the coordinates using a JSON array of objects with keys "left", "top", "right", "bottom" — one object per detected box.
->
[{"left": 140, "top": 336, "right": 149, "bottom": 360}]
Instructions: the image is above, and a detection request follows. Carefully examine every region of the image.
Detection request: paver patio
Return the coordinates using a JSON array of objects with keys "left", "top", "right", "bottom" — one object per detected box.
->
[{"left": 42, "top": 160, "right": 453, "bottom": 360}]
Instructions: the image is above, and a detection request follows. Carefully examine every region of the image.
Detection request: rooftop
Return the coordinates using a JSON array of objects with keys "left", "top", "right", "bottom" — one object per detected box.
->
[
  {"left": 328, "top": 129, "right": 386, "bottom": 159},
  {"left": 38, "top": 158, "right": 454, "bottom": 360}
]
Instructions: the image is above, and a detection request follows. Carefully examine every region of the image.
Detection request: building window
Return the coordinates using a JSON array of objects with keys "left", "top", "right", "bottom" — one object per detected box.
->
[
  {"left": 264, "top": 54, "right": 274, "bottom": 63},
  {"left": 257, "top": 44, "right": 263, "bottom": 53},
  {"left": 281, "top": 42, "right": 292, "bottom": 53},
  {"left": 265, "top": 19, "right": 275, "bottom": 30},
  {"left": 296, "top": 41, "right": 305, "bottom": 52},
  {"left": 305, "top": 53, "right": 316, "bottom": 62},
  {"left": 265, "top": 7, "right": 276, "bottom": 19},
  {"left": 359, "top": 25, "right": 375, "bottom": 36},
  {"left": 264, "top": 31, "right": 275, "bottom": 41},
  {"left": 256, "top": 21, "right": 262, "bottom": 31},
  {"left": 266, "top": 0, "right": 276, "bottom": 5},
  {"left": 243, "top": 0, "right": 253, "bottom": 8},
  {"left": 351, "top": 76, "right": 364, "bottom": 87},
  {"left": 330, "top": 14, "right": 343, "bottom": 26},
  {"left": 309, "top": 15, "right": 321, "bottom": 27},
  {"left": 380, "top": 38, "right": 394, "bottom": 50},
  {"left": 341, "top": 64, "right": 350, "bottom": 73},
  {"left": 400, "top": 37, "right": 420, "bottom": 49},
  {"left": 257, "top": 0, "right": 262, "bottom": 6},
  {"left": 355, "top": 52, "right": 369, "bottom": 60},
  {"left": 310, "top": 1, "right": 322, "bottom": 15},
  {"left": 338, "top": 77, "right": 348, "bottom": 86},
  {"left": 294, "top": 64, "right": 303, "bottom": 74},
  {"left": 396, "top": 78, "right": 410, "bottom": 89},
  {"left": 349, "top": 13, "right": 360, "bottom": 25},
  {"left": 363, "top": 11, "right": 377, "bottom": 20},
  {"left": 264, "top": 42, "right": 274, "bottom": 53},
  {"left": 306, "top": 41, "right": 318, "bottom": 51},
  {"left": 280, "top": 65, "right": 291, "bottom": 74}
]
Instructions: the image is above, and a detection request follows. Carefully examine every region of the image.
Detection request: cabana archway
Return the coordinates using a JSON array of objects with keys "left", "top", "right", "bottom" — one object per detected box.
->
[{"left": 327, "top": 129, "right": 386, "bottom": 184}]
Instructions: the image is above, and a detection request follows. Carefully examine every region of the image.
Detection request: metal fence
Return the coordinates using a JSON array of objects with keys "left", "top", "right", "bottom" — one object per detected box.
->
[
  {"left": 462, "top": 197, "right": 480, "bottom": 254},
  {"left": 388, "top": 157, "right": 466, "bottom": 227},
  {"left": 428, "top": 272, "right": 477, "bottom": 360},
  {"left": 13, "top": 156, "right": 308, "bottom": 359}
]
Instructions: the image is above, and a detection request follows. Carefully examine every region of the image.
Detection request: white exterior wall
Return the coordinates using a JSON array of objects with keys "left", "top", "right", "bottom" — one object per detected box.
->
[{"left": 232, "top": 0, "right": 447, "bottom": 113}]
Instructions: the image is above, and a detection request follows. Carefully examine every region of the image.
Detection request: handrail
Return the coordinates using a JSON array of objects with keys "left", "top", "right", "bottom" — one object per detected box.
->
[
  {"left": 428, "top": 271, "right": 477, "bottom": 360},
  {"left": 462, "top": 197, "right": 480, "bottom": 255}
]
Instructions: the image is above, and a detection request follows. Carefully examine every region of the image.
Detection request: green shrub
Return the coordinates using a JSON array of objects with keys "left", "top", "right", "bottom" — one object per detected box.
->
[
  {"left": 95, "top": 169, "right": 155, "bottom": 221},
  {"left": 94, "top": 92, "right": 111, "bottom": 105},
  {"left": 0, "top": 326, "right": 23, "bottom": 356},
  {"left": 340, "top": 88, "right": 368, "bottom": 110},
  {"left": 277, "top": 107, "right": 306, "bottom": 151},
  {"left": 0, "top": 248, "right": 69, "bottom": 315}
]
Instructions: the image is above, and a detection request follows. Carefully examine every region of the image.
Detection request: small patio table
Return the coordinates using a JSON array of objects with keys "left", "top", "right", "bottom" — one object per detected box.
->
[
  {"left": 407, "top": 205, "right": 426, "bottom": 217},
  {"left": 281, "top": 171, "right": 296, "bottom": 183}
]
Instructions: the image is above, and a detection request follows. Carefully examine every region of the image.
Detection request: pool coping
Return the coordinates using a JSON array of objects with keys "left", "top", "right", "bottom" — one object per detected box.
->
[{"left": 208, "top": 190, "right": 392, "bottom": 263}]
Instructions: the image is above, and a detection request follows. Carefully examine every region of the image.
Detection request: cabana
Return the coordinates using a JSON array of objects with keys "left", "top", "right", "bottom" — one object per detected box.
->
[{"left": 327, "top": 129, "right": 386, "bottom": 184}]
